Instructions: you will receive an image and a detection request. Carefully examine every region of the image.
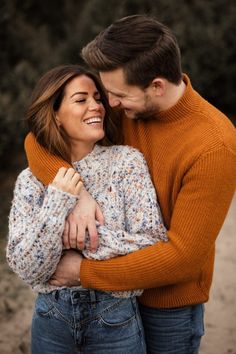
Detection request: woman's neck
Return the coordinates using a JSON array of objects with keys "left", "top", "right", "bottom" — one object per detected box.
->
[{"left": 71, "top": 142, "right": 96, "bottom": 162}]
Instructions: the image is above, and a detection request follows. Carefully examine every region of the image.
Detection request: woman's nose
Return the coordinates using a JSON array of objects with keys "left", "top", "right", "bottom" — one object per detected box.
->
[{"left": 89, "top": 98, "right": 102, "bottom": 110}]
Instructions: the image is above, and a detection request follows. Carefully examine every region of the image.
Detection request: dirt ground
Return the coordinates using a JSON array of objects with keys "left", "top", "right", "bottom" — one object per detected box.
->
[{"left": 0, "top": 193, "right": 235, "bottom": 354}]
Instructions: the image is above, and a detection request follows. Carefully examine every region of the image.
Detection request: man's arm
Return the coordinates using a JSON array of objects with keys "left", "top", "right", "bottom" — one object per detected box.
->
[
  {"left": 24, "top": 132, "right": 71, "bottom": 185},
  {"left": 79, "top": 147, "right": 236, "bottom": 291},
  {"left": 26, "top": 133, "right": 236, "bottom": 291}
]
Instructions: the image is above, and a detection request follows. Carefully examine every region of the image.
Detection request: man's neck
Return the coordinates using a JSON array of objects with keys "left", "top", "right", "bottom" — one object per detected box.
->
[{"left": 159, "top": 79, "right": 186, "bottom": 112}]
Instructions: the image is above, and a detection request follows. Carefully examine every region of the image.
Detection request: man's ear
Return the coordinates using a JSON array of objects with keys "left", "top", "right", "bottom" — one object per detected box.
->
[{"left": 151, "top": 78, "right": 166, "bottom": 97}]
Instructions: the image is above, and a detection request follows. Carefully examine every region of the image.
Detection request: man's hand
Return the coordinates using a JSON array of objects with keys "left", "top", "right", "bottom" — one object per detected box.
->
[
  {"left": 63, "top": 187, "right": 104, "bottom": 252},
  {"left": 49, "top": 249, "right": 83, "bottom": 287}
]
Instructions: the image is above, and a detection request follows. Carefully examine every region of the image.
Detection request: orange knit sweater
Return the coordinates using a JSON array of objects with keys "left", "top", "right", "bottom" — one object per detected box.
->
[{"left": 25, "top": 75, "right": 236, "bottom": 308}]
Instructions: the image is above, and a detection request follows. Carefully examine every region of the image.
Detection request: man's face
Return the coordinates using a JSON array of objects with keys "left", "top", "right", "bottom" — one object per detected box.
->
[{"left": 99, "top": 68, "right": 159, "bottom": 120}]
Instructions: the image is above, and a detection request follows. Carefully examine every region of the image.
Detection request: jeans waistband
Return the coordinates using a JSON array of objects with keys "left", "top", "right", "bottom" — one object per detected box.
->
[{"left": 49, "top": 288, "right": 114, "bottom": 303}]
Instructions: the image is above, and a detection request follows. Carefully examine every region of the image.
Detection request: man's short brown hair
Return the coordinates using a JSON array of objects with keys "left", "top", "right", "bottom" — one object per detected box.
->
[{"left": 82, "top": 15, "right": 182, "bottom": 88}]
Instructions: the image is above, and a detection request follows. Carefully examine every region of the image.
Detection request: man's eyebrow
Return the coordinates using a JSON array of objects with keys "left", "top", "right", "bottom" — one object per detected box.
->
[{"left": 106, "top": 90, "right": 126, "bottom": 97}]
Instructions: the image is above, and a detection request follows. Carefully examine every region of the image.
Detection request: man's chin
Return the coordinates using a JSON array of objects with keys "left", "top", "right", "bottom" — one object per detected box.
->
[
  {"left": 123, "top": 108, "right": 158, "bottom": 121},
  {"left": 135, "top": 109, "right": 159, "bottom": 121},
  {"left": 124, "top": 109, "right": 137, "bottom": 120}
]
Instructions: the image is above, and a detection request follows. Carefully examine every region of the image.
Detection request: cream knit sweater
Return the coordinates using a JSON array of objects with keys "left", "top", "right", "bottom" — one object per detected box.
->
[{"left": 7, "top": 145, "right": 167, "bottom": 297}]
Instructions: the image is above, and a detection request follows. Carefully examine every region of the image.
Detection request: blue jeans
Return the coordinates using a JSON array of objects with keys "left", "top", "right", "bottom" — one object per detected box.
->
[
  {"left": 31, "top": 288, "right": 146, "bottom": 354},
  {"left": 139, "top": 303, "right": 205, "bottom": 354}
]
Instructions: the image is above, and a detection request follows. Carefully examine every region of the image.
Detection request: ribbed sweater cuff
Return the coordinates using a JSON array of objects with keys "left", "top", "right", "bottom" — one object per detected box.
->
[{"left": 24, "top": 132, "right": 71, "bottom": 185}]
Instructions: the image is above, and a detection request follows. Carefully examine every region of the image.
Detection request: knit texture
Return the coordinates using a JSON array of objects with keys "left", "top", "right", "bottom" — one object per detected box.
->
[
  {"left": 24, "top": 75, "right": 236, "bottom": 308},
  {"left": 7, "top": 145, "right": 167, "bottom": 297}
]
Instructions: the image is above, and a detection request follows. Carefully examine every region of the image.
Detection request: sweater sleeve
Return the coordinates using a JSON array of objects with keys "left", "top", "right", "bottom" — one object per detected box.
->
[
  {"left": 24, "top": 132, "right": 72, "bottom": 185},
  {"left": 82, "top": 149, "right": 167, "bottom": 261},
  {"left": 80, "top": 147, "right": 236, "bottom": 291},
  {"left": 6, "top": 170, "right": 77, "bottom": 286}
]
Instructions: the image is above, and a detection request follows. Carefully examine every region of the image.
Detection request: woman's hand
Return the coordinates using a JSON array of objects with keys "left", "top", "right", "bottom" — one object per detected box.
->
[
  {"left": 63, "top": 187, "right": 104, "bottom": 252},
  {"left": 51, "top": 167, "right": 83, "bottom": 196}
]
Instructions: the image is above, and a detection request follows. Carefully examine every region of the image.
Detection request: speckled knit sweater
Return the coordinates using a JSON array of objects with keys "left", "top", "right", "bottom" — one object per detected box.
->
[{"left": 7, "top": 144, "right": 167, "bottom": 297}]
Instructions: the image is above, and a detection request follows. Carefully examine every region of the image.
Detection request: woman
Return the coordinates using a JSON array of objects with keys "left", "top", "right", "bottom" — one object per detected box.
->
[{"left": 7, "top": 65, "right": 167, "bottom": 354}]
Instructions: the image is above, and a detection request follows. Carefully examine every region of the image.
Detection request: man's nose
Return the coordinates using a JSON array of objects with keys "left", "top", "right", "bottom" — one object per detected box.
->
[{"left": 108, "top": 94, "right": 120, "bottom": 107}]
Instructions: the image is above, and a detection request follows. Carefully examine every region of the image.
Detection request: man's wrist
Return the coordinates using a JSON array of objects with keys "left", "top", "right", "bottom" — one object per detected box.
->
[{"left": 79, "top": 258, "right": 87, "bottom": 287}]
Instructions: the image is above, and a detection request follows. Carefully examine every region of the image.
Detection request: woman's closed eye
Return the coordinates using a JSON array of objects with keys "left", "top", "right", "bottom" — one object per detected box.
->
[
  {"left": 75, "top": 97, "right": 102, "bottom": 104},
  {"left": 75, "top": 99, "right": 86, "bottom": 103}
]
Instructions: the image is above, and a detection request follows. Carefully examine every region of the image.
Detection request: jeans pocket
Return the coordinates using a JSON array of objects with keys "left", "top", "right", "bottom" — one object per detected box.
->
[
  {"left": 99, "top": 298, "right": 137, "bottom": 328},
  {"left": 34, "top": 293, "right": 54, "bottom": 318}
]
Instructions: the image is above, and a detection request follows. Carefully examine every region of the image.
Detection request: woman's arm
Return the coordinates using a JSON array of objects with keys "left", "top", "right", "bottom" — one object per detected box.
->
[
  {"left": 49, "top": 148, "right": 167, "bottom": 289},
  {"left": 6, "top": 169, "right": 77, "bottom": 287},
  {"left": 25, "top": 132, "right": 103, "bottom": 250},
  {"left": 82, "top": 148, "right": 167, "bottom": 260}
]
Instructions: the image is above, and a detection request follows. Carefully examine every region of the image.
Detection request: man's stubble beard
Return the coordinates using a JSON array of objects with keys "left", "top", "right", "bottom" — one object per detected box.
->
[
  {"left": 134, "top": 95, "right": 161, "bottom": 121},
  {"left": 134, "top": 106, "right": 159, "bottom": 121}
]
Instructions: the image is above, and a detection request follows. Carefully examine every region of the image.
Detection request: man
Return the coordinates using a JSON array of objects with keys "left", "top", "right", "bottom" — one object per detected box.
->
[{"left": 25, "top": 15, "right": 236, "bottom": 353}]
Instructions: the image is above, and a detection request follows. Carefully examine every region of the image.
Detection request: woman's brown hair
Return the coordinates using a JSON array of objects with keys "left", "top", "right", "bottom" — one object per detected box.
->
[{"left": 26, "top": 65, "right": 122, "bottom": 163}]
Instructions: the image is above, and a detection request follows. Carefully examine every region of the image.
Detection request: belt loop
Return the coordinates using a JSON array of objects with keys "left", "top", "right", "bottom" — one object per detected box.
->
[
  {"left": 90, "top": 290, "right": 96, "bottom": 308},
  {"left": 54, "top": 290, "right": 59, "bottom": 301}
]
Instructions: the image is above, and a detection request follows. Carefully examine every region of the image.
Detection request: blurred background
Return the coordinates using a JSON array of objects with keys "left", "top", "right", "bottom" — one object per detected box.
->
[{"left": 0, "top": 0, "right": 235, "bottom": 353}]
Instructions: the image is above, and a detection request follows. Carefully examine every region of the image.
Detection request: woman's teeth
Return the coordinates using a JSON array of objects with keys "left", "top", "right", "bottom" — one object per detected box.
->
[{"left": 84, "top": 117, "right": 102, "bottom": 124}]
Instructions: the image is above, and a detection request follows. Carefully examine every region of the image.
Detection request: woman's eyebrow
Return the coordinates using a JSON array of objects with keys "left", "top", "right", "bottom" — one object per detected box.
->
[
  {"left": 70, "top": 91, "right": 100, "bottom": 98},
  {"left": 70, "top": 91, "right": 88, "bottom": 98}
]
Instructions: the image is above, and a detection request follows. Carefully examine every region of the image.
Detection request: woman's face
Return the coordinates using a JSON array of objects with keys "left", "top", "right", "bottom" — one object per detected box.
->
[{"left": 56, "top": 75, "right": 105, "bottom": 160}]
